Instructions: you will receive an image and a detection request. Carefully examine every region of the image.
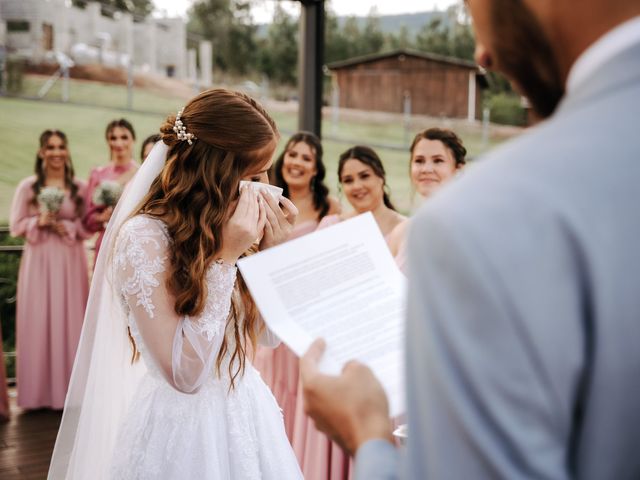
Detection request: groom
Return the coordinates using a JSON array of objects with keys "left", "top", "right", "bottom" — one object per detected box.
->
[{"left": 300, "top": 0, "right": 640, "bottom": 478}]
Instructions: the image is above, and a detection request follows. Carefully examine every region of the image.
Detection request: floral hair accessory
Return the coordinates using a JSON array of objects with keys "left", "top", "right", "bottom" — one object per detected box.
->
[{"left": 173, "top": 108, "right": 196, "bottom": 145}]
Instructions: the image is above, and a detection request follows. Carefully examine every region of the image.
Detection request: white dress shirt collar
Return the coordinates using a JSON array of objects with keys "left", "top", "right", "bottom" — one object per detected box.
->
[{"left": 566, "top": 16, "right": 640, "bottom": 94}]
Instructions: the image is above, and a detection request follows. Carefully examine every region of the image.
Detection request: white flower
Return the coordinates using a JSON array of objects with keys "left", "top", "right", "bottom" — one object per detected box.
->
[
  {"left": 93, "top": 180, "right": 123, "bottom": 207},
  {"left": 37, "top": 186, "right": 65, "bottom": 213}
]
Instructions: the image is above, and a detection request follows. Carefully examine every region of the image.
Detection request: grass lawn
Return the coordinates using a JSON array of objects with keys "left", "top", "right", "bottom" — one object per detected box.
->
[
  {"left": 0, "top": 77, "right": 520, "bottom": 221},
  {"left": 0, "top": 96, "right": 168, "bottom": 221},
  {"left": 20, "top": 74, "right": 192, "bottom": 114}
]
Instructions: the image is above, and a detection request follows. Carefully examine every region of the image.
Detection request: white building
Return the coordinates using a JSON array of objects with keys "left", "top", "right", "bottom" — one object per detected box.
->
[{"left": 0, "top": 0, "right": 188, "bottom": 79}]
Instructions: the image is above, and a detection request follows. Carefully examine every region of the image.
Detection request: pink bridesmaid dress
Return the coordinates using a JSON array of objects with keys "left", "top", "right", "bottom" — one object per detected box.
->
[
  {"left": 10, "top": 177, "right": 91, "bottom": 409},
  {"left": 83, "top": 160, "right": 137, "bottom": 262},
  {"left": 252, "top": 219, "right": 320, "bottom": 442}
]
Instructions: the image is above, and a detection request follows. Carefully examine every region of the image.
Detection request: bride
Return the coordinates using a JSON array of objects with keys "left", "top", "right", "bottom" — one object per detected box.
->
[{"left": 48, "top": 89, "right": 303, "bottom": 479}]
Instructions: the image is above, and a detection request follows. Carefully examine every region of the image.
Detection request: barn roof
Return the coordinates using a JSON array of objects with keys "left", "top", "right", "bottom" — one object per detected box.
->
[{"left": 327, "top": 48, "right": 479, "bottom": 71}]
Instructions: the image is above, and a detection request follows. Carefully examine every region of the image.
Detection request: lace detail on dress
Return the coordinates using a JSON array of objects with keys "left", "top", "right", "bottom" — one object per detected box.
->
[
  {"left": 226, "top": 382, "right": 261, "bottom": 479},
  {"left": 192, "top": 262, "right": 238, "bottom": 341},
  {"left": 114, "top": 215, "right": 169, "bottom": 318}
]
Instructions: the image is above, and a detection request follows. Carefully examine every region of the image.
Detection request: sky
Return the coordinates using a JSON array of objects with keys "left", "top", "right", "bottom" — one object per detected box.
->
[{"left": 152, "top": 0, "right": 458, "bottom": 22}]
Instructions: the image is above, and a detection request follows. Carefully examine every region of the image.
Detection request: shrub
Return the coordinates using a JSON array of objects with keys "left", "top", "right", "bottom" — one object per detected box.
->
[
  {"left": 486, "top": 92, "right": 528, "bottom": 126},
  {"left": 0, "top": 228, "right": 22, "bottom": 380}
]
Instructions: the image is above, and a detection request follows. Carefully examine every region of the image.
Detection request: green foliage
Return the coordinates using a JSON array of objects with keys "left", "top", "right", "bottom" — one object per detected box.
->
[
  {"left": 414, "top": 5, "right": 475, "bottom": 61},
  {"left": 324, "top": 11, "right": 386, "bottom": 62},
  {"left": 325, "top": 12, "right": 350, "bottom": 64},
  {"left": 4, "top": 58, "right": 26, "bottom": 94},
  {"left": 258, "top": 5, "right": 298, "bottom": 85},
  {"left": 385, "top": 25, "right": 412, "bottom": 51},
  {"left": 71, "top": 0, "right": 154, "bottom": 19},
  {"left": 0, "top": 230, "right": 21, "bottom": 380},
  {"left": 486, "top": 71, "right": 514, "bottom": 94},
  {"left": 188, "top": 0, "right": 258, "bottom": 75},
  {"left": 360, "top": 14, "right": 385, "bottom": 54},
  {"left": 486, "top": 92, "right": 527, "bottom": 126}
]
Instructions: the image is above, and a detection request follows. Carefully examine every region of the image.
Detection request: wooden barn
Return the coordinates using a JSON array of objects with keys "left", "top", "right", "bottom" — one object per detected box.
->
[{"left": 327, "top": 49, "right": 487, "bottom": 120}]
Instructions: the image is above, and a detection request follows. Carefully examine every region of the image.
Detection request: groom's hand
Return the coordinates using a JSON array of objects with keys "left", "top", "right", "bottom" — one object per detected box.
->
[{"left": 300, "top": 339, "right": 394, "bottom": 456}]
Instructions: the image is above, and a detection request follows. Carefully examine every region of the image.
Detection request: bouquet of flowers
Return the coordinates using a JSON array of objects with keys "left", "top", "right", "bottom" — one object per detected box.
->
[
  {"left": 93, "top": 180, "right": 123, "bottom": 208},
  {"left": 37, "top": 186, "right": 65, "bottom": 214}
]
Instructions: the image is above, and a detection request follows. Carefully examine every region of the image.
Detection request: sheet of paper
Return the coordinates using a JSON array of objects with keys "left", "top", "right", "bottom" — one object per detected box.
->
[{"left": 238, "top": 212, "right": 405, "bottom": 416}]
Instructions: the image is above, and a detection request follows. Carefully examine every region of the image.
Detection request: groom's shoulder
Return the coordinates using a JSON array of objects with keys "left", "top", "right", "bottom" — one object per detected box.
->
[
  {"left": 412, "top": 119, "right": 583, "bottom": 256},
  {"left": 419, "top": 128, "right": 553, "bottom": 221}
]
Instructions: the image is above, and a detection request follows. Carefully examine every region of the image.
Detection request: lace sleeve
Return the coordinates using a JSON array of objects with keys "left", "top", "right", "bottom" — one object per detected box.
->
[{"left": 114, "top": 215, "right": 237, "bottom": 393}]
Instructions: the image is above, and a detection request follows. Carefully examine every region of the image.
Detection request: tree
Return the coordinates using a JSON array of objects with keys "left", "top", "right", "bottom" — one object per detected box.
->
[
  {"left": 415, "top": 17, "right": 451, "bottom": 56},
  {"left": 71, "top": 0, "right": 154, "bottom": 19},
  {"left": 410, "top": 3, "right": 475, "bottom": 60},
  {"left": 258, "top": 5, "right": 298, "bottom": 85},
  {"left": 188, "top": 0, "right": 258, "bottom": 75},
  {"left": 341, "top": 16, "right": 362, "bottom": 59},
  {"left": 359, "top": 12, "right": 385, "bottom": 55},
  {"left": 385, "top": 24, "right": 413, "bottom": 51},
  {"left": 325, "top": 10, "right": 350, "bottom": 63}
]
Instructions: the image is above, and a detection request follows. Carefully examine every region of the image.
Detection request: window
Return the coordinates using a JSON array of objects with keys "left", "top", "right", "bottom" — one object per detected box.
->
[{"left": 7, "top": 20, "right": 30, "bottom": 33}]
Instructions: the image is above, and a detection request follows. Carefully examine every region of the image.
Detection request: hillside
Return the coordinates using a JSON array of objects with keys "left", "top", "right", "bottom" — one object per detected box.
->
[
  {"left": 256, "top": 10, "right": 450, "bottom": 38},
  {"left": 335, "top": 11, "right": 450, "bottom": 37}
]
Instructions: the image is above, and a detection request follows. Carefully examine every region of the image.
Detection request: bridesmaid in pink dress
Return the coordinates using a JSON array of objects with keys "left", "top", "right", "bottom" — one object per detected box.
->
[
  {"left": 387, "top": 128, "right": 467, "bottom": 273},
  {"left": 83, "top": 119, "right": 138, "bottom": 262},
  {"left": 10, "top": 130, "right": 91, "bottom": 409},
  {"left": 293, "top": 145, "right": 405, "bottom": 480},
  {"left": 253, "top": 131, "right": 340, "bottom": 442}
]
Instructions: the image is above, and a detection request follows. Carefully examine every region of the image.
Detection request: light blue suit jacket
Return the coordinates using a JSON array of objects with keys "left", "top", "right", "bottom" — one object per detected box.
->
[{"left": 355, "top": 39, "right": 640, "bottom": 479}]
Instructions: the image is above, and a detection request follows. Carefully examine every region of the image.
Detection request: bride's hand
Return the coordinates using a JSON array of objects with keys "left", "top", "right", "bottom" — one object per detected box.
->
[
  {"left": 217, "top": 187, "right": 266, "bottom": 264},
  {"left": 259, "top": 191, "right": 298, "bottom": 250}
]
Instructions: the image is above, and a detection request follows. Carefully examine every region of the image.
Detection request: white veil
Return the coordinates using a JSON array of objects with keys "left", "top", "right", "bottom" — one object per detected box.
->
[{"left": 48, "top": 142, "right": 169, "bottom": 479}]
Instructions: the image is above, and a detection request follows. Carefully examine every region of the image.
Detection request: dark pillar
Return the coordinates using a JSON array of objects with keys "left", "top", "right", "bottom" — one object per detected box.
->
[{"left": 298, "top": 0, "right": 324, "bottom": 138}]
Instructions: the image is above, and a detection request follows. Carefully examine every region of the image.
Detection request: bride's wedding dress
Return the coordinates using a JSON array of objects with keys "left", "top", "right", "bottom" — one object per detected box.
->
[{"left": 108, "top": 214, "right": 303, "bottom": 479}]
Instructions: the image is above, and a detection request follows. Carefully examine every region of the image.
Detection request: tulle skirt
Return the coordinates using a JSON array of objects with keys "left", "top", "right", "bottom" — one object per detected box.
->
[{"left": 109, "top": 366, "right": 303, "bottom": 479}]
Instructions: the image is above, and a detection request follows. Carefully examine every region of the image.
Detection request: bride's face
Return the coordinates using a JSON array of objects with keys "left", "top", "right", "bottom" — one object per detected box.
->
[
  {"left": 238, "top": 139, "right": 277, "bottom": 242},
  {"left": 241, "top": 140, "right": 277, "bottom": 185}
]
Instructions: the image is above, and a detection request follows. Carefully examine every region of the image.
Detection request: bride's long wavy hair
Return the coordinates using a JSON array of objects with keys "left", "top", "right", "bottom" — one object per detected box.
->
[{"left": 135, "top": 89, "right": 278, "bottom": 388}]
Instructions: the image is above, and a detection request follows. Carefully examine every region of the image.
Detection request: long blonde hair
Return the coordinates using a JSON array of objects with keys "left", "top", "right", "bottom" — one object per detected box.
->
[{"left": 135, "top": 89, "right": 278, "bottom": 388}]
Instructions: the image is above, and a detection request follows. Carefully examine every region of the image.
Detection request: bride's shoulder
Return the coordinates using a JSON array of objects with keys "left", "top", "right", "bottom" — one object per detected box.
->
[
  {"left": 116, "top": 215, "right": 170, "bottom": 250},
  {"left": 121, "top": 214, "right": 167, "bottom": 233}
]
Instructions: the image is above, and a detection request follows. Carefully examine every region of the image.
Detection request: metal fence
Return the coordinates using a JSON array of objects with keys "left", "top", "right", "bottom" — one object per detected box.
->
[
  {"left": 0, "top": 226, "right": 18, "bottom": 385},
  {"left": 0, "top": 226, "right": 97, "bottom": 387}
]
